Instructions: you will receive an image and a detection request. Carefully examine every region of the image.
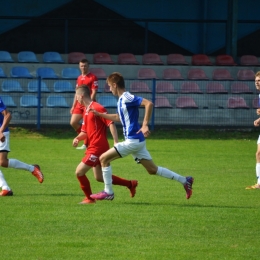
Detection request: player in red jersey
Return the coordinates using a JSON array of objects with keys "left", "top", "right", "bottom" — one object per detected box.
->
[
  {"left": 70, "top": 59, "right": 98, "bottom": 150},
  {"left": 72, "top": 85, "right": 138, "bottom": 204}
]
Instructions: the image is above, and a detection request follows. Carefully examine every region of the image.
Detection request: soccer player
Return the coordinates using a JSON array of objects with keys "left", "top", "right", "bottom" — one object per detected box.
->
[
  {"left": 0, "top": 97, "right": 44, "bottom": 196},
  {"left": 70, "top": 58, "right": 98, "bottom": 150},
  {"left": 72, "top": 85, "right": 138, "bottom": 204},
  {"left": 90, "top": 72, "right": 194, "bottom": 201},
  {"left": 246, "top": 71, "right": 260, "bottom": 189}
]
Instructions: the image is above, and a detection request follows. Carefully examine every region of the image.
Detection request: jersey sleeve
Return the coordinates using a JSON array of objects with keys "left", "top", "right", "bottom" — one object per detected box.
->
[
  {"left": 91, "top": 74, "right": 98, "bottom": 90},
  {"left": 0, "top": 97, "right": 6, "bottom": 113}
]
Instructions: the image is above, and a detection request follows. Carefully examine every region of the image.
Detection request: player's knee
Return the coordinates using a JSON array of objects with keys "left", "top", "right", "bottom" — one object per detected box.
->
[
  {"left": 256, "top": 151, "right": 260, "bottom": 160},
  {"left": 0, "top": 159, "right": 8, "bottom": 168},
  {"left": 146, "top": 167, "right": 157, "bottom": 175},
  {"left": 95, "top": 176, "right": 103, "bottom": 182},
  {"left": 99, "top": 154, "right": 108, "bottom": 166}
]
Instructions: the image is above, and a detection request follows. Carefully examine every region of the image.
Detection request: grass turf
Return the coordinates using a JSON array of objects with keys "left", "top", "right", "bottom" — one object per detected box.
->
[{"left": 0, "top": 127, "right": 260, "bottom": 259}]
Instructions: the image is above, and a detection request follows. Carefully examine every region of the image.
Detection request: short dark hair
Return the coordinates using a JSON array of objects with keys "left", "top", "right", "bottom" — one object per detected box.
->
[
  {"left": 107, "top": 72, "right": 125, "bottom": 89},
  {"left": 79, "top": 58, "right": 89, "bottom": 65},
  {"left": 76, "top": 85, "right": 90, "bottom": 97}
]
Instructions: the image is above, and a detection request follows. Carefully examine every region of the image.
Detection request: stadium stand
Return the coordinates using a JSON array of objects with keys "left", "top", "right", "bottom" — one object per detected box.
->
[
  {"left": 43, "top": 51, "right": 64, "bottom": 63},
  {"left": 28, "top": 80, "right": 50, "bottom": 93},
  {"left": 10, "top": 66, "right": 33, "bottom": 78},
  {"left": 36, "top": 67, "right": 58, "bottom": 79},
  {"left": 156, "top": 81, "right": 177, "bottom": 93},
  {"left": 68, "top": 52, "right": 87, "bottom": 64},
  {"left": 252, "top": 97, "right": 259, "bottom": 108},
  {"left": 240, "top": 55, "right": 260, "bottom": 66},
  {"left": 93, "top": 52, "right": 114, "bottom": 64},
  {"left": 130, "top": 81, "right": 151, "bottom": 92},
  {"left": 206, "top": 82, "right": 228, "bottom": 94},
  {"left": 212, "top": 69, "right": 234, "bottom": 80},
  {"left": 191, "top": 54, "right": 212, "bottom": 66},
  {"left": 227, "top": 97, "right": 249, "bottom": 109},
  {"left": 167, "top": 53, "right": 188, "bottom": 65},
  {"left": 142, "top": 53, "right": 164, "bottom": 65},
  {"left": 180, "top": 82, "right": 203, "bottom": 93},
  {"left": 17, "top": 51, "right": 39, "bottom": 63},
  {"left": 162, "top": 68, "right": 184, "bottom": 80},
  {"left": 89, "top": 68, "right": 107, "bottom": 79},
  {"left": 20, "top": 95, "right": 43, "bottom": 107},
  {"left": 216, "top": 54, "right": 237, "bottom": 66},
  {"left": 176, "top": 96, "right": 198, "bottom": 108},
  {"left": 97, "top": 95, "right": 117, "bottom": 108},
  {"left": 0, "top": 51, "right": 14, "bottom": 62},
  {"left": 46, "top": 95, "right": 69, "bottom": 108},
  {"left": 231, "top": 82, "right": 253, "bottom": 94},
  {"left": 187, "top": 68, "right": 209, "bottom": 80},
  {"left": 155, "top": 96, "right": 173, "bottom": 108},
  {"left": 61, "top": 67, "right": 80, "bottom": 79},
  {"left": 1, "top": 95, "right": 17, "bottom": 107},
  {"left": 117, "top": 53, "right": 139, "bottom": 64},
  {"left": 2, "top": 79, "right": 24, "bottom": 92},
  {"left": 237, "top": 69, "right": 255, "bottom": 81},
  {"left": 53, "top": 81, "right": 74, "bottom": 93},
  {"left": 0, "top": 67, "right": 7, "bottom": 77},
  {"left": 137, "top": 68, "right": 157, "bottom": 79}
]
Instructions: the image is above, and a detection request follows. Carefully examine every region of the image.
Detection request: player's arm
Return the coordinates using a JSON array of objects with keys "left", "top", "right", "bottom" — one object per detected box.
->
[
  {"left": 254, "top": 118, "right": 260, "bottom": 127},
  {"left": 89, "top": 109, "right": 120, "bottom": 122},
  {"left": 90, "top": 89, "right": 97, "bottom": 101},
  {"left": 72, "top": 131, "right": 87, "bottom": 147},
  {"left": 70, "top": 93, "right": 77, "bottom": 114},
  {"left": 108, "top": 123, "right": 118, "bottom": 145},
  {"left": 0, "top": 109, "right": 11, "bottom": 142},
  {"left": 137, "top": 98, "right": 153, "bottom": 137}
]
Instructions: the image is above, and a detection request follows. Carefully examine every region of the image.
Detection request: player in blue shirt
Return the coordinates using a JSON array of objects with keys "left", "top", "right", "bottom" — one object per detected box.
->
[
  {"left": 90, "top": 72, "right": 194, "bottom": 201},
  {"left": 0, "top": 97, "right": 44, "bottom": 196}
]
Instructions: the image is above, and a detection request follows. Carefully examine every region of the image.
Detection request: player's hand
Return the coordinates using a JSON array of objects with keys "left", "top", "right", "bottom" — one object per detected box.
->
[
  {"left": 257, "top": 109, "right": 260, "bottom": 115},
  {"left": 72, "top": 138, "right": 79, "bottom": 147},
  {"left": 137, "top": 125, "right": 151, "bottom": 137},
  {"left": 254, "top": 119, "right": 260, "bottom": 127},
  {"left": 0, "top": 133, "right": 5, "bottom": 142},
  {"left": 88, "top": 108, "right": 98, "bottom": 115}
]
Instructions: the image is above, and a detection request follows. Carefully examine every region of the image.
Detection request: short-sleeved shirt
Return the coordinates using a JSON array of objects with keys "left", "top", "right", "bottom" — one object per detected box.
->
[
  {"left": 0, "top": 97, "right": 9, "bottom": 132},
  {"left": 117, "top": 92, "right": 144, "bottom": 142},
  {"left": 73, "top": 72, "right": 98, "bottom": 114},
  {"left": 81, "top": 101, "right": 112, "bottom": 155}
]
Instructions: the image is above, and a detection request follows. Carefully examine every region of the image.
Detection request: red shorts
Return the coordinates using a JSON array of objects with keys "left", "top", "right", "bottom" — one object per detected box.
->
[
  {"left": 82, "top": 153, "right": 100, "bottom": 167},
  {"left": 72, "top": 102, "right": 85, "bottom": 115}
]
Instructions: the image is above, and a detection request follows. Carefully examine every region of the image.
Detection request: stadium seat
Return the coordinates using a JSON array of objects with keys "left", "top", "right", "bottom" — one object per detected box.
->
[
  {"left": 10, "top": 67, "right": 33, "bottom": 78},
  {"left": 237, "top": 69, "right": 255, "bottom": 81},
  {"left": 54, "top": 81, "right": 74, "bottom": 93},
  {"left": 162, "top": 68, "right": 184, "bottom": 80},
  {"left": 17, "top": 51, "right": 39, "bottom": 63},
  {"left": 191, "top": 54, "right": 212, "bottom": 66},
  {"left": 93, "top": 53, "right": 114, "bottom": 64},
  {"left": 227, "top": 97, "right": 249, "bottom": 109},
  {"left": 89, "top": 68, "right": 106, "bottom": 79},
  {"left": 43, "top": 52, "right": 64, "bottom": 63},
  {"left": 97, "top": 96, "right": 117, "bottom": 108},
  {"left": 137, "top": 68, "right": 157, "bottom": 79},
  {"left": 61, "top": 67, "right": 80, "bottom": 79},
  {"left": 0, "top": 67, "right": 7, "bottom": 78},
  {"left": 156, "top": 82, "right": 177, "bottom": 93},
  {"left": 68, "top": 52, "right": 87, "bottom": 64},
  {"left": 1, "top": 95, "right": 17, "bottom": 107},
  {"left": 28, "top": 80, "right": 50, "bottom": 93},
  {"left": 167, "top": 54, "right": 188, "bottom": 65},
  {"left": 117, "top": 53, "right": 139, "bottom": 64},
  {"left": 130, "top": 81, "right": 151, "bottom": 93},
  {"left": 252, "top": 97, "right": 259, "bottom": 109},
  {"left": 180, "top": 82, "right": 203, "bottom": 93},
  {"left": 240, "top": 55, "right": 259, "bottom": 66},
  {"left": 231, "top": 82, "right": 253, "bottom": 94},
  {"left": 176, "top": 96, "right": 198, "bottom": 108},
  {"left": 0, "top": 51, "right": 14, "bottom": 62},
  {"left": 187, "top": 68, "right": 209, "bottom": 80},
  {"left": 212, "top": 69, "right": 234, "bottom": 80},
  {"left": 36, "top": 67, "right": 58, "bottom": 79},
  {"left": 46, "top": 95, "right": 69, "bottom": 108},
  {"left": 155, "top": 96, "right": 173, "bottom": 108},
  {"left": 2, "top": 80, "right": 24, "bottom": 92},
  {"left": 216, "top": 54, "right": 237, "bottom": 66},
  {"left": 20, "top": 95, "right": 43, "bottom": 107},
  {"left": 206, "top": 82, "right": 228, "bottom": 94},
  {"left": 104, "top": 83, "right": 111, "bottom": 93},
  {"left": 142, "top": 53, "right": 164, "bottom": 65}
]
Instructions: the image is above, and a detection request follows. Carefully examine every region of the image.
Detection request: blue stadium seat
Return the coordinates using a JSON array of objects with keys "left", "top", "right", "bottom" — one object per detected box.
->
[
  {"left": 1, "top": 95, "right": 17, "bottom": 107},
  {"left": 10, "top": 67, "right": 33, "bottom": 78},
  {"left": 61, "top": 68, "right": 80, "bottom": 79},
  {"left": 46, "top": 95, "right": 69, "bottom": 108},
  {"left": 2, "top": 80, "right": 24, "bottom": 92},
  {"left": 97, "top": 96, "right": 117, "bottom": 108},
  {"left": 0, "top": 51, "right": 14, "bottom": 62},
  {"left": 20, "top": 95, "right": 43, "bottom": 107},
  {"left": 17, "top": 51, "right": 39, "bottom": 63},
  {"left": 0, "top": 67, "right": 7, "bottom": 78},
  {"left": 28, "top": 80, "right": 50, "bottom": 93},
  {"left": 54, "top": 81, "right": 74, "bottom": 93},
  {"left": 36, "top": 67, "right": 58, "bottom": 79},
  {"left": 43, "top": 52, "right": 64, "bottom": 63}
]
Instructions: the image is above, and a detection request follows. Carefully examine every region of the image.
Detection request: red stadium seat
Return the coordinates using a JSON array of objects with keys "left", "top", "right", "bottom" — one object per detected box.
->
[
  {"left": 206, "top": 82, "right": 228, "bottom": 94},
  {"left": 162, "top": 68, "right": 184, "bottom": 80},
  {"left": 89, "top": 68, "right": 107, "bottom": 79},
  {"left": 216, "top": 54, "right": 237, "bottom": 66},
  {"left": 176, "top": 96, "right": 198, "bottom": 108},
  {"left": 130, "top": 81, "right": 151, "bottom": 92},
  {"left": 191, "top": 54, "right": 212, "bottom": 66},
  {"left": 156, "top": 82, "right": 177, "bottom": 93},
  {"left": 142, "top": 53, "right": 163, "bottom": 65},
  {"left": 240, "top": 55, "right": 259, "bottom": 66},
  {"left": 167, "top": 54, "right": 189, "bottom": 65},
  {"left": 237, "top": 69, "right": 255, "bottom": 81},
  {"left": 231, "top": 82, "right": 253, "bottom": 94},
  {"left": 137, "top": 68, "right": 157, "bottom": 79},
  {"left": 155, "top": 96, "right": 173, "bottom": 108},
  {"left": 227, "top": 97, "right": 249, "bottom": 109},
  {"left": 68, "top": 52, "right": 87, "bottom": 64},
  {"left": 180, "top": 82, "right": 203, "bottom": 93},
  {"left": 118, "top": 53, "right": 139, "bottom": 64},
  {"left": 187, "top": 68, "right": 209, "bottom": 80},
  {"left": 93, "top": 53, "right": 114, "bottom": 64},
  {"left": 212, "top": 69, "right": 234, "bottom": 80}
]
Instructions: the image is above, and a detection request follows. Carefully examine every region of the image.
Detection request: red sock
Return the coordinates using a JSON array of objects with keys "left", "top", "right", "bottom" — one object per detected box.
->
[
  {"left": 77, "top": 175, "right": 92, "bottom": 199},
  {"left": 112, "top": 175, "right": 131, "bottom": 188}
]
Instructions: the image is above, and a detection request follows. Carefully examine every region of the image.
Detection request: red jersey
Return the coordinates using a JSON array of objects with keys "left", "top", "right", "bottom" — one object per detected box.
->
[
  {"left": 76, "top": 72, "right": 98, "bottom": 94},
  {"left": 81, "top": 101, "right": 113, "bottom": 155}
]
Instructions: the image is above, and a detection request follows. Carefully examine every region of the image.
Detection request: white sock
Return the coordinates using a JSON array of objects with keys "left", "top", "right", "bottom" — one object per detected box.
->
[
  {"left": 156, "top": 166, "right": 186, "bottom": 184},
  {"left": 8, "top": 159, "right": 34, "bottom": 172},
  {"left": 0, "top": 170, "right": 11, "bottom": 191},
  {"left": 102, "top": 166, "right": 114, "bottom": 194},
  {"left": 256, "top": 163, "right": 260, "bottom": 185}
]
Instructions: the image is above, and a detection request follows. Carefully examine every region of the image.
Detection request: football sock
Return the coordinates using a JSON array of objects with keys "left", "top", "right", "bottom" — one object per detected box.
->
[
  {"left": 8, "top": 159, "right": 34, "bottom": 172},
  {"left": 102, "top": 166, "right": 114, "bottom": 194},
  {"left": 0, "top": 170, "right": 11, "bottom": 191},
  {"left": 256, "top": 163, "right": 260, "bottom": 184},
  {"left": 77, "top": 175, "right": 92, "bottom": 199},
  {"left": 156, "top": 166, "right": 186, "bottom": 184},
  {"left": 112, "top": 175, "right": 131, "bottom": 187}
]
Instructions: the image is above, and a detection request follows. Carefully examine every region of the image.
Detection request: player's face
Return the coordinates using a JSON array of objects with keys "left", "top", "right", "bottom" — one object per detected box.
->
[
  {"left": 255, "top": 76, "right": 260, "bottom": 90},
  {"left": 79, "top": 62, "right": 89, "bottom": 74},
  {"left": 108, "top": 82, "right": 117, "bottom": 96}
]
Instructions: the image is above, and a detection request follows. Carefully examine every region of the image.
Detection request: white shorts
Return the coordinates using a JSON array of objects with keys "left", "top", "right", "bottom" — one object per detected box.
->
[
  {"left": 0, "top": 131, "right": 10, "bottom": 152},
  {"left": 257, "top": 135, "right": 260, "bottom": 144},
  {"left": 114, "top": 139, "right": 152, "bottom": 163}
]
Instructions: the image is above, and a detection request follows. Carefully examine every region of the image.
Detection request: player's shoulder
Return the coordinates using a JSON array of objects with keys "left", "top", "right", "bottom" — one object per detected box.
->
[{"left": 92, "top": 101, "right": 106, "bottom": 111}]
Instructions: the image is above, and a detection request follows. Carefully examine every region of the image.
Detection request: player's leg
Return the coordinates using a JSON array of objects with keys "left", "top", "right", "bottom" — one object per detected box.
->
[{"left": 246, "top": 136, "right": 260, "bottom": 189}]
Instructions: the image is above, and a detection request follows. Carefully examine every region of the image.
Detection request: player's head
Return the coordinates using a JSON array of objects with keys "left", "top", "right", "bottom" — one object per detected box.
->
[
  {"left": 255, "top": 71, "right": 260, "bottom": 90},
  {"left": 79, "top": 59, "right": 89, "bottom": 74},
  {"left": 106, "top": 72, "right": 125, "bottom": 95},
  {"left": 76, "top": 85, "right": 91, "bottom": 104}
]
